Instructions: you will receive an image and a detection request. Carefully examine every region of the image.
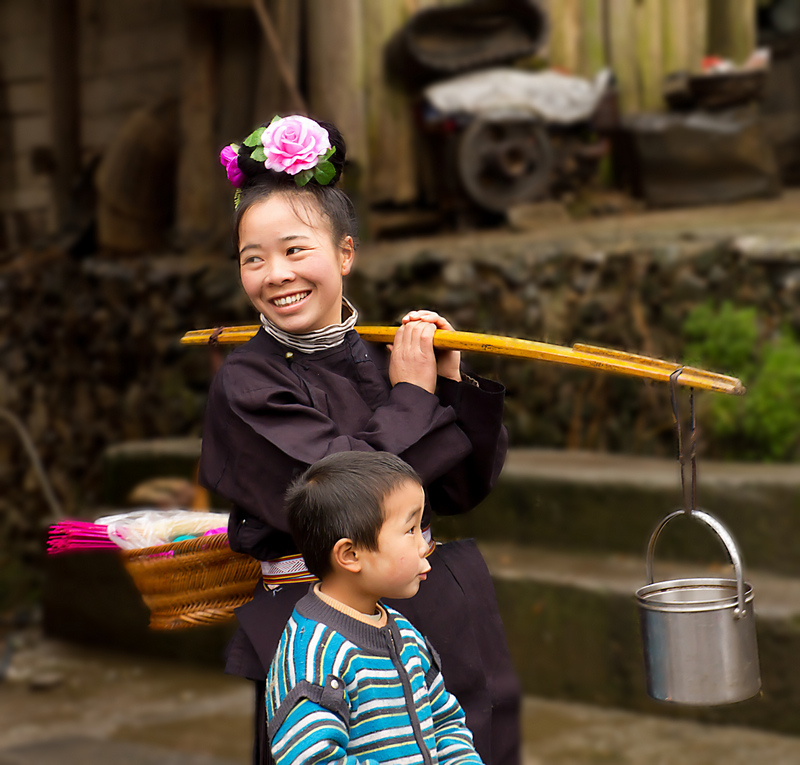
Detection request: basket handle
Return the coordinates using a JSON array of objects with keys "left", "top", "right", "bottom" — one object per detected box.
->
[{"left": 645, "top": 508, "right": 747, "bottom": 619}]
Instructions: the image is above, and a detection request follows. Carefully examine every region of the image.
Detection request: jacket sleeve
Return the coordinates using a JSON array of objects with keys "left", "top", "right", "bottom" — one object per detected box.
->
[
  {"left": 269, "top": 696, "right": 376, "bottom": 765},
  {"left": 421, "top": 372, "right": 508, "bottom": 516},
  {"left": 420, "top": 638, "right": 485, "bottom": 765}
]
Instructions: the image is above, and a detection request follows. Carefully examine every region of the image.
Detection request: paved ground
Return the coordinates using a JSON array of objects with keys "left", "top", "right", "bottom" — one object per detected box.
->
[{"left": 4, "top": 630, "right": 800, "bottom": 765}]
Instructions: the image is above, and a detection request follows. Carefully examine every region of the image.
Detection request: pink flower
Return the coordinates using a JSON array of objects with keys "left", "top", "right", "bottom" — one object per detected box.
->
[
  {"left": 220, "top": 144, "right": 245, "bottom": 187},
  {"left": 261, "top": 115, "right": 331, "bottom": 176}
]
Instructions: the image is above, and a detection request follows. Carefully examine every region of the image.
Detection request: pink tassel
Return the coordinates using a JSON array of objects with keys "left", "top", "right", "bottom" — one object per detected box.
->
[{"left": 47, "top": 520, "right": 118, "bottom": 554}]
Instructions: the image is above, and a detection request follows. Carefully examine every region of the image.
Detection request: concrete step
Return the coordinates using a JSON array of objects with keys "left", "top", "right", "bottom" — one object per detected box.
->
[
  {"left": 479, "top": 540, "right": 800, "bottom": 736},
  {"left": 437, "top": 448, "right": 800, "bottom": 578},
  {"left": 102, "top": 441, "right": 800, "bottom": 579}
]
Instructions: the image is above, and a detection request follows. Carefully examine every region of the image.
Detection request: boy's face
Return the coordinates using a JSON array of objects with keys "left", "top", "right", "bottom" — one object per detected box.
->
[{"left": 357, "top": 481, "right": 431, "bottom": 601}]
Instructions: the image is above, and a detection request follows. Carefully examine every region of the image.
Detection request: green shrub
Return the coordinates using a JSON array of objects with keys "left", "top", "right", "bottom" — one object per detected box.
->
[{"left": 683, "top": 302, "right": 800, "bottom": 461}]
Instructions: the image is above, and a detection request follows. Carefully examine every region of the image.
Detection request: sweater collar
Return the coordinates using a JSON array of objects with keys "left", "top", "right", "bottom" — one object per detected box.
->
[{"left": 295, "top": 587, "right": 396, "bottom": 654}]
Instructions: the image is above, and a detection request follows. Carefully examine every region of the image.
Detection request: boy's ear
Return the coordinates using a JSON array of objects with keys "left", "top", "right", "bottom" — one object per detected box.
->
[{"left": 332, "top": 538, "right": 361, "bottom": 574}]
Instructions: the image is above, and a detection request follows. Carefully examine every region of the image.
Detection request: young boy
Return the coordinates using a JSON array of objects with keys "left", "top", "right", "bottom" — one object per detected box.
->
[{"left": 266, "top": 451, "right": 484, "bottom": 765}]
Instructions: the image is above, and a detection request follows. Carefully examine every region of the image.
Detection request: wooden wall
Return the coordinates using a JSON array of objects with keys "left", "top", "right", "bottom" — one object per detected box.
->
[{"left": 0, "top": 0, "right": 182, "bottom": 250}]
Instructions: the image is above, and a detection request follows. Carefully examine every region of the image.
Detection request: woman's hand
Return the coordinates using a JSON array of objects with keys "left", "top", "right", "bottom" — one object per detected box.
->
[
  {"left": 388, "top": 320, "right": 438, "bottom": 394},
  {"left": 401, "top": 310, "right": 462, "bottom": 382}
]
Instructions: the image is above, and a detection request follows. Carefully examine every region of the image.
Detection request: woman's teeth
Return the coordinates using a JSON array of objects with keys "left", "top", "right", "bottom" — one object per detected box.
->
[{"left": 273, "top": 292, "right": 309, "bottom": 307}]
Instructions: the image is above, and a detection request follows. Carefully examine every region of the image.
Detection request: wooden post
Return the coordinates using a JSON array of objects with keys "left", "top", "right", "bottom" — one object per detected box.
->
[
  {"left": 635, "top": 0, "right": 664, "bottom": 111},
  {"left": 606, "top": 0, "right": 640, "bottom": 115},
  {"left": 45, "top": 0, "right": 80, "bottom": 229},
  {"left": 363, "top": 0, "right": 418, "bottom": 205},
  {"left": 306, "top": 0, "right": 368, "bottom": 197},
  {"left": 707, "top": 0, "right": 756, "bottom": 64},
  {"left": 548, "top": 0, "right": 581, "bottom": 73},
  {"left": 177, "top": 6, "right": 219, "bottom": 246}
]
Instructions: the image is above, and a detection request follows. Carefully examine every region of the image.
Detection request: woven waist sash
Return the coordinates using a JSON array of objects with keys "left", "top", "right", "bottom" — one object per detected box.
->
[{"left": 261, "top": 526, "right": 435, "bottom": 588}]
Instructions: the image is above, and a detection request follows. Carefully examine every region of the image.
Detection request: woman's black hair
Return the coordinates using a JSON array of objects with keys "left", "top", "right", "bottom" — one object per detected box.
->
[{"left": 231, "top": 118, "right": 358, "bottom": 253}]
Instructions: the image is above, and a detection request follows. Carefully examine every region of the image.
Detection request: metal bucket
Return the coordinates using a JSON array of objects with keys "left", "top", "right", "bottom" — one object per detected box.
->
[{"left": 635, "top": 509, "right": 761, "bottom": 705}]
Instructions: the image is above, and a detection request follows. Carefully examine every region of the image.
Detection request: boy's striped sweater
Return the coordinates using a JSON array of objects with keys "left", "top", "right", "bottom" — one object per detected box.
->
[{"left": 266, "top": 589, "right": 484, "bottom": 765}]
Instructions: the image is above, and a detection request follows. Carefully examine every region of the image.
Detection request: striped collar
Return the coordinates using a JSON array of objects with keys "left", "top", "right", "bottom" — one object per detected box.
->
[{"left": 259, "top": 297, "right": 358, "bottom": 354}]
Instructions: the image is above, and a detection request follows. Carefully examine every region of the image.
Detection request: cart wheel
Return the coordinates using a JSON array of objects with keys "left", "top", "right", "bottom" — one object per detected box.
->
[{"left": 457, "top": 117, "right": 553, "bottom": 212}]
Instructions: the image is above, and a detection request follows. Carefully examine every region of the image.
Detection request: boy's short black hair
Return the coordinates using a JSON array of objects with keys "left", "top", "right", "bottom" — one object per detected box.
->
[{"left": 285, "top": 452, "right": 421, "bottom": 579}]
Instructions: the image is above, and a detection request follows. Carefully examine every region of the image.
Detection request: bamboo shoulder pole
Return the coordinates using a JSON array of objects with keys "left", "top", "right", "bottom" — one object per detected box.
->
[{"left": 181, "top": 325, "right": 745, "bottom": 396}]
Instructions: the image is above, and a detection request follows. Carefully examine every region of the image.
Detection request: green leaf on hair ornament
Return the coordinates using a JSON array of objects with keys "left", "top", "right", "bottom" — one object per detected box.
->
[
  {"left": 295, "top": 169, "right": 314, "bottom": 187},
  {"left": 251, "top": 146, "right": 267, "bottom": 163},
  {"left": 243, "top": 126, "right": 266, "bottom": 147},
  {"left": 313, "top": 160, "right": 335, "bottom": 186}
]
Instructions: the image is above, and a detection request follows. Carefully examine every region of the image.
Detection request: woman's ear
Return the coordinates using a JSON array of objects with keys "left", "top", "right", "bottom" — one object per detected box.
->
[
  {"left": 332, "top": 538, "right": 361, "bottom": 573},
  {"left": 340, "top": 236, "right": 355, "bottom": 276}
]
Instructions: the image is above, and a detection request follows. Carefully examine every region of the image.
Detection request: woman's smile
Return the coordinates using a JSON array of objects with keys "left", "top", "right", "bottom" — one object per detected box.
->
[{"left": 271, "top": 290, "right": 311, "bottom": 308}]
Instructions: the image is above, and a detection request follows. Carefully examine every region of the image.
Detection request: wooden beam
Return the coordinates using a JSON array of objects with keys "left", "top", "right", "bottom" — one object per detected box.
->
[
  {"left": 45, "top": 0, "right": 80, "bottom": 230},
  {"left": 252, "top": 0, "right": 306, "bottom": 114},
  {"left": 253, "top": 0, "right": 302, "bottom": 119}
]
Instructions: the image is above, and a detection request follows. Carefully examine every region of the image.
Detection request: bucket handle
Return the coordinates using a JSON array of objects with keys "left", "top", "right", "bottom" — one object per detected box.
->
[{"left": 646, "top": 508, "right": 747, "bottom": 619}]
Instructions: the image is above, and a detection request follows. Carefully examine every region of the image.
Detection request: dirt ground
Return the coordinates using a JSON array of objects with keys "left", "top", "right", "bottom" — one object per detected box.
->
[{"left": 3, "top": 628, "right": 800, "bottom": 765}]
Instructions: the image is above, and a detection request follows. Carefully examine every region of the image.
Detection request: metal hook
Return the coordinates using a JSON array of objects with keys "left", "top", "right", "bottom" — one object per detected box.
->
[{"left": 669, "top": 368, "right": 697, "bottom": 516}]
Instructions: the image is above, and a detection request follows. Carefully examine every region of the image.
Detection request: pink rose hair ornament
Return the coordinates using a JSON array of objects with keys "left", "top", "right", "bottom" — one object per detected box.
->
[{"left": 219, "top": 115, "right": 337, "bottom": 207}]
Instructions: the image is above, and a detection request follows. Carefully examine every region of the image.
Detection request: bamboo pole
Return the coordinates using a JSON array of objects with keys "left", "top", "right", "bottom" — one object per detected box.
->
[
  {"left": 363, "top": 0, "right": 418, "bottom": 205},
  {"left": 548, "top": 0, "right": 581, "bottom": 73},
  {"left": 580, "top": 0, "right": 606, "bottom": 79},
  {"left": 605, "top": 0, "right": 640, "bottom": 115},
  {"left": 688, "top": 0, "right": 709, "bottom": 72},
  {"left": 180, "top": 325, "right": 745, "bottom": 396},
  {"left": 662, "top": 0, "right": 693, "bottom": 77},
  {"left": 635, "top": 0, "right": 665, "bottom": 111},
  {"left": 707, "top": 0, "right": 756, "bottom": 64}
]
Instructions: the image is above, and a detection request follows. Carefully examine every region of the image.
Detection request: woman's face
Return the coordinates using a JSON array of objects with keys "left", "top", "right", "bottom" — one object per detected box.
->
[{"left": 238, "top": 194, "right": 354, "bottom": 334}]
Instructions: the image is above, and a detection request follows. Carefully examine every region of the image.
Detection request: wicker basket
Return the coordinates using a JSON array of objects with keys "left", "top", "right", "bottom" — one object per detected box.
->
[{"left": 121, "top": 532, "right": 261, "bottom": 630}]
